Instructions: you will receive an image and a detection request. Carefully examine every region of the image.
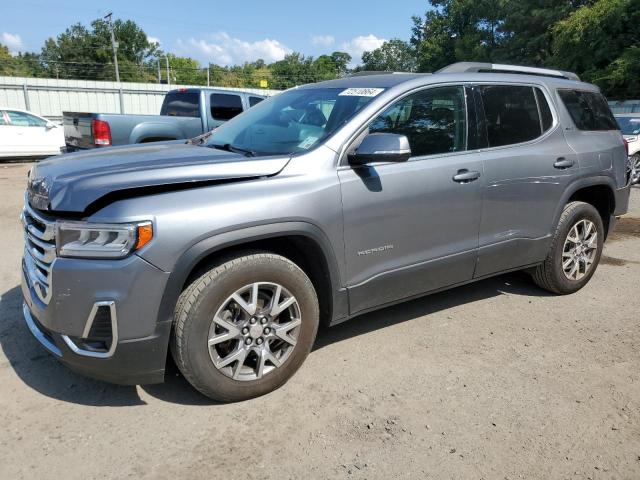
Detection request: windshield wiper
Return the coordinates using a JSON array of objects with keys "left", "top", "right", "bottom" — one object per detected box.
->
[
  {"left": 209, "top": 143, "right": 256, "bottom": 157},
  {"left": 187, "top": 131, "right": 214, "bottom": 145}
]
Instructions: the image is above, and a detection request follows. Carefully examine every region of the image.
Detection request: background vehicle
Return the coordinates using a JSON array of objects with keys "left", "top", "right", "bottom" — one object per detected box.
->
[
  {"left": 63, "top": 88, "right": 266, "bottom": 150},
  {"left": 615, "top": 113, "right": 640, "bottom": 184},
  {"left": 0, "top": 108, "right": 64, "bottom": 158},
  {"left": 22, "top": 63, "right": 630, "bottom": 402}
]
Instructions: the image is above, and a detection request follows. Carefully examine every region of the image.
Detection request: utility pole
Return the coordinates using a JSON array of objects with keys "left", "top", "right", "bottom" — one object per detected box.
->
[
  {"left": 105, "top": 12, "right": 125, "bottom": 113},
  {"left": 165, "top": 56, "right": 170, "bottom": 87},
  {"left": 207, "top": 63, "right": 210, "bottom": 87},
  {"left": 157, "top": 60, "right": 161, "bottom": 83}
]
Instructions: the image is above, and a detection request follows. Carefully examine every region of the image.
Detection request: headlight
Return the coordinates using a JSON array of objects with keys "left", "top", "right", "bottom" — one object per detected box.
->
[{"left": 56, "top": 221, "right": 153, "bottom": 259}]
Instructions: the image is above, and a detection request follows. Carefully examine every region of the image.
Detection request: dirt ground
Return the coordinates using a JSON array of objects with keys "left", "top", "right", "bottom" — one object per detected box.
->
[{"left": 1, "top": 161, "right": 639, "bottom": 480}]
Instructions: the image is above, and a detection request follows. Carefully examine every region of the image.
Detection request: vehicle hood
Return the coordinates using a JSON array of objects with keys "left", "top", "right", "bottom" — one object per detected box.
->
[{"left": 27, "top": 142, "right": 290, "bottom": 213}]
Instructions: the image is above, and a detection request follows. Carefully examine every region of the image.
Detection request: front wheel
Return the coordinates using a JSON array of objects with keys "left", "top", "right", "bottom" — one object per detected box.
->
[
  {"left": 171, "top": 252, "right": 319, "bottom": 402},
  {"left": 532, "top": 201, "right": 604, "bottom": 295}
]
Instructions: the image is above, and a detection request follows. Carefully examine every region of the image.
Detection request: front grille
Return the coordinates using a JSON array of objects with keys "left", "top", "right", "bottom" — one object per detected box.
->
[{"left": 22, "top": 197, "right": 56, "bottom": 305}]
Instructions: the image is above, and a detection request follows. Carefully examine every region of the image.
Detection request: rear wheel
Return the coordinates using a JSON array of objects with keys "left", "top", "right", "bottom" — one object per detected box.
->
[
  {"left": 171, "top": 252, "right": 319, "bottom": 402},
  {"left": 532, "top": 201, "right": 604, "bottom": 294},
  {"left": 629, "top": 154, "right": 640, "bottom": 185}
]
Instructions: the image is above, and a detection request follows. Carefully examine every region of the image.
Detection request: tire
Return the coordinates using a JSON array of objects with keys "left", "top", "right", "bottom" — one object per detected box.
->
[
  {"left": 171, "top": 252, "right": 319, "bottom": 402},
  {"left": 629, "top": 154, "right": 640, "bottom": 185},
  {"left": 532, "top": 201, "right": 604, "bottom": 295}
]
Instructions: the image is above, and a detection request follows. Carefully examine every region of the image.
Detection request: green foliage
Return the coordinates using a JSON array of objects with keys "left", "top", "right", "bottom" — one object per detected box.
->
[
  {"left": 551, "top": 0, "right": 640, "bottom": 97},
  {"left": 39, "top": 18, "right": 160, "bottom": 81},
  {"left": 166, "top": 54, "right": 206, "bottom": 85},
  {"left": 360, "top": 39, "right": 417, "bottom": 72},
  {"left": 410, "top": 0, "right": 505, "bottom": 71},
  {"left": 393, "top": 0, "right": 639, "bottom": 98}
]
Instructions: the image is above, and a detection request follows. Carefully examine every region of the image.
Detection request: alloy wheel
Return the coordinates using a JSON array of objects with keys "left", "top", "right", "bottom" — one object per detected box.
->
[
  {"left": 207, "top": 282, "right": 301, "bottom": 381},
  {"left": 562, "top": 219, "right": 598, "bottom": 281}
]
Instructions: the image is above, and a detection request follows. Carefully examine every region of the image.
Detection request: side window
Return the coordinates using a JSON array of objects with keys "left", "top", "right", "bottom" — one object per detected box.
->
[
  {"left": 535, "top": 88, "right": 554, "bottom": 132},
  {"left": 557, "top": 89, "right": 618, "bottom": 131},
  {"left": 6, "top": 110, "right": 47, "bottom": 127},
  {"left": 0, "top": 112, "right": 6, "bottom": 126},
  {"left": 480, "top": 85, "right": 542, "bottom": 147},
  {"left": 211, "top": 94, "right": 243, "bottom": 121},
  {"left": 368, "top": 85, "right": 467, "bottom": 157},
  {"left": 249, "top": 96, "right": 264, "bottom": 107},
  {"left": 160, "top": 92, "right": 200, "bottom": 117}
]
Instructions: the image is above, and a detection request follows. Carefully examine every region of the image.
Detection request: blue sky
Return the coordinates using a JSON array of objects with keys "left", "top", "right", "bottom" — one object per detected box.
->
[{"left": 1, "top": 0, "right": 429, "bottom": 66}]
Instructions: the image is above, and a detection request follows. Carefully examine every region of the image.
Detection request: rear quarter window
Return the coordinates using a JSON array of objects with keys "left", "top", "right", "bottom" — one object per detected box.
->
[
  {"left": 249, "top": 96, "right": 264, "bottom": 107},
  {"left": 558, "top": 90, "right": 618, "bottom": 131},
  {"left": 160, "top": 92, "right": 200, "bottom": 117}
]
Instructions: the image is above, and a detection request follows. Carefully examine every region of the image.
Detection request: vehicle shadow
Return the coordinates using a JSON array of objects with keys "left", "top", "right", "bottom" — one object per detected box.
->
[
  {"left": 1, "top": 271, "right": 550, "bottom": 407},
  {"left": 0, "top": 285, "right": 146, "bottom": 407},
  {"left": 312, "top": 270, "right": 550, "bottom": 350}
]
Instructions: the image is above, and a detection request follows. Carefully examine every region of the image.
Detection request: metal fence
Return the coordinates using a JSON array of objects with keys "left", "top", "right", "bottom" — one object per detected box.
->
[
  {"left": 0, "top": 76, "right": 281, "bottom": 121},
  {"left": 609, "top": 100, "right": 640, "bottom": 114}
]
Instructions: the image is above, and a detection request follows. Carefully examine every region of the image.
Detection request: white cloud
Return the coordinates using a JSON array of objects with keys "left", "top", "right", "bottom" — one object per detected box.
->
[
  {"left": 178, "top": 32, "right": 291, "bottom": 66},
  {"left": 311, "top": 35, "right": 335, "bottom": 47},
  {"left": 341, "top": 34, "right": 386, "bottom": 66},
  {"left": 1, "top": 32, "right": 24, "bottom": 54},
  {"left": 147, "top": 36, "right": 161, "bottom": 46}
]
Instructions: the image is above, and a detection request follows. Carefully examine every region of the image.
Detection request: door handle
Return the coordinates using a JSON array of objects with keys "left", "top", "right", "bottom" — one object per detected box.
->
[
  {"left": 553, "top": 158, "right": 574, "bottom": 169},
  {"left": 452, "top": 169, "right": 481, "bottom": 183}
]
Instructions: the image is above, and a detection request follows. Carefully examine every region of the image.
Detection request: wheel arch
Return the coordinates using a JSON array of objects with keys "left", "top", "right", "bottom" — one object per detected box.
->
[
  {"left": 155, "top": 222, "right": 348, "bottom": 334},
  {"left": 555, "top": 176, "right": 617, "bottom": 238}
]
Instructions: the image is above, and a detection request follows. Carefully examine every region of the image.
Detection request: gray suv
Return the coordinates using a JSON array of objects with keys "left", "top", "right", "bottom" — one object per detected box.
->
[{"left": 21, "top": 62, "right": 631, "bottom": 401}]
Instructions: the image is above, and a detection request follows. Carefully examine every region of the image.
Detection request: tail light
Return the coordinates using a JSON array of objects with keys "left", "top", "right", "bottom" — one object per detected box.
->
[
  {"left": 92, "top": 119, "right": 112, "bottom": 146},
  {"left": 623, "top": 138, "right": 629, "bottom": 156}
]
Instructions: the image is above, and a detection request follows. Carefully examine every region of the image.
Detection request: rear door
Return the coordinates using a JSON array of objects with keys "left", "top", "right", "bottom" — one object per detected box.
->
[
  {"left": 4, "top": 110, "right": 60, "bottom": 156},
  {"left": 339, "top": 84, "right": 484, "bottom": 314},
  {"left": 472, "top": 83, "right": 578, "bottom": 277}
]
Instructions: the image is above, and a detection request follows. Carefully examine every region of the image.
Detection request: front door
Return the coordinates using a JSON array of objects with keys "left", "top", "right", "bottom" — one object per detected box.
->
[{"left": 338, "top": 85, "right": 484, "bottom": 314}]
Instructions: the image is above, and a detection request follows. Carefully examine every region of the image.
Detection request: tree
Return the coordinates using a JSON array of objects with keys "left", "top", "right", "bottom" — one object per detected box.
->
[
  {"left": 313, "top": 51, "right": 352, "bottom": 81},
  {"left": 411, "top": 0, "right": 505, "bottom": 72},
  {"left": 360, "top": 39, "right": 417, "bottom": 72},
  {"left": 552, "top": 0, "right": 640, "bottom": 98},
  {"left": 496, "top": 0, "right": 591, "bottom": 66},
  {"left": 270, "top": 53, "right": 316, "bottom": 89},
  {"left": 40, "top": 18, "right": 160, "bottom": 81},
  {"left": 166, "top": 54, "right": 206, "bottom": 85}
]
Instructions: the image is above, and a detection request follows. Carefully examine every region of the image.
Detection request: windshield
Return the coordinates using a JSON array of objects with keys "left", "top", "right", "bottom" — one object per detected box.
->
[
  {"left": 616, "top": 116, "right": 640, "bottom": 135},
  {"left": 202, "top": 87, "right": 382, "bottom": 156}
]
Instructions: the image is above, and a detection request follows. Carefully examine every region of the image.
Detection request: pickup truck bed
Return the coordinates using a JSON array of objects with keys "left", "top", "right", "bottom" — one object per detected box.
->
[{"left": 63, "top": 87, "right": 267, "bottom": 150}]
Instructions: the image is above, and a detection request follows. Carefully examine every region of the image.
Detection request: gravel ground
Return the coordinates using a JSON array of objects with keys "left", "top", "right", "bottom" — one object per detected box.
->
[{"left": 1, "top": 161, "right": 639, "bottom": 480}]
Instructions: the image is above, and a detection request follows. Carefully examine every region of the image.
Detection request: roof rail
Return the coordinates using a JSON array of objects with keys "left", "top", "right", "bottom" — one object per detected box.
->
[
  {"left": 436, "top": 62, "right": 580, "bottom": 81},
  {"left": 347, "top": 71, "right": 423, "bottom": 77}
]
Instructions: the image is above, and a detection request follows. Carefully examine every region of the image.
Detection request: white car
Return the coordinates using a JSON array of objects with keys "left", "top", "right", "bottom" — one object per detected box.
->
[
  {"left": 0, "top": 108, "right": 65, "bottom": 158},
  {"left": 615, "top": 113, "right": 640, "bottom": 184}
]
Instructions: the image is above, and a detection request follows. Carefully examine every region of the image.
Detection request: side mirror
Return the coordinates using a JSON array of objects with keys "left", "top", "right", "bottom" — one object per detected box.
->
[
  {"left": 45, "top": 121, "right": 56, "bottom": 130},
  {"left": 348, "top": 133, "right": 411, "bottom": 166}
]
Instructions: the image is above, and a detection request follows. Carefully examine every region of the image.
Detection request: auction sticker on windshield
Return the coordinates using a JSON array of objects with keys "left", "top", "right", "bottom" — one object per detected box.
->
[{"left": 339, "top": 88, "right": 385, "bottom": 97}]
